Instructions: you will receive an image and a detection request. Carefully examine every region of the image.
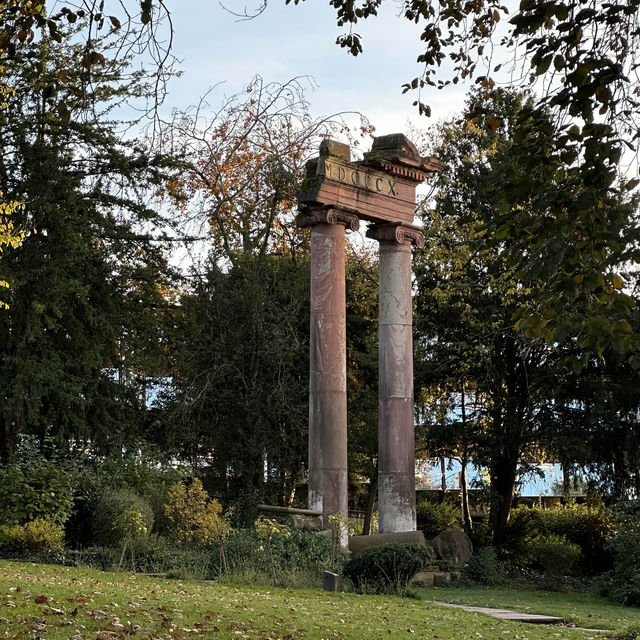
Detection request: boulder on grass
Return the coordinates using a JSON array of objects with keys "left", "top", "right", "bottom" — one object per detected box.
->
[{"left": 430, "top": 528, "right": 473, "bottom": 567}]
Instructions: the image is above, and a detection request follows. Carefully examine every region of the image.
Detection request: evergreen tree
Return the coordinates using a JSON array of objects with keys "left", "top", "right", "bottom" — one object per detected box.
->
[
  {"left": 0, "top": 25, "right": 176, "bottom": 461},
  {"left": 161, "top": 252, "right": 310, "bottom": 525}
]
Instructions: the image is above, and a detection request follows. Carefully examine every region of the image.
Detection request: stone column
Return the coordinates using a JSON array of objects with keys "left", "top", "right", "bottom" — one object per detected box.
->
[
  {"left": 368, "top": 222, "right": 424, "bottom": 533},
  {"left": 298, "top": 208, "right": 359, "bottom": 541}
]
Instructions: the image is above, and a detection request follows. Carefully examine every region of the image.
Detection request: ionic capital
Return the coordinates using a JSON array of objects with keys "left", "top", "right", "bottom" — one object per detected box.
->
[
  {"left": 297, "top": 208, "right": 360, "bottom": 232},
  {"left": 366, "top": 222, "right": 425, "bottom": 248}
]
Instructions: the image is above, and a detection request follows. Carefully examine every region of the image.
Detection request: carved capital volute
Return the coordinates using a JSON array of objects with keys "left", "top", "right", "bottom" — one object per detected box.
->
[
  {"left": 366, "top": 222, "right": 425, "bottom": 248},
  {"left": 297, "top": 207, "right": 360, "bottom": 232}
]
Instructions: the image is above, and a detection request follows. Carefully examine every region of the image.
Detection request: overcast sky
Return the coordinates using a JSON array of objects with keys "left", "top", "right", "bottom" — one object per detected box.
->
[{"left": 164, "top": 1, "right": 473, "bottom": 143}]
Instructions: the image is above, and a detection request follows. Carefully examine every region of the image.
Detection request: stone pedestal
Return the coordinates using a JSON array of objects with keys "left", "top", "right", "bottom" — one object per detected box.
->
[
  {"left": 299, "top": 208, "right": 358, "bottom": 544},
  {"left": 368, "top": 223, "right": 424, "bottom": 533}
]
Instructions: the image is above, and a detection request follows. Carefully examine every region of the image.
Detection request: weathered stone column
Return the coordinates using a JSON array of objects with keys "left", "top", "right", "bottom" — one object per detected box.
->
[
  {"left": 368, "top": 222, "right": 425, "bottom": 533},
  {"left": 298, "top": 207, "right": 359, "bottom": 540}
]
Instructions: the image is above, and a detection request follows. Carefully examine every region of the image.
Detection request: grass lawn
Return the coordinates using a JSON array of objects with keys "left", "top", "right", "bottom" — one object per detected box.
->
[
  {"left": 419, "top": 586, "right": 640, "bottom": 631},
  {"left": 0, "top": 561, "right": 615, "bottom": 640}
]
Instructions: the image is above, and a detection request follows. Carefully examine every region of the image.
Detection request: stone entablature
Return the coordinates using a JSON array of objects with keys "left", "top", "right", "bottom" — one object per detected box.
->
[{"left": 299, "top": 137, "right": 443, "bottom": 226}]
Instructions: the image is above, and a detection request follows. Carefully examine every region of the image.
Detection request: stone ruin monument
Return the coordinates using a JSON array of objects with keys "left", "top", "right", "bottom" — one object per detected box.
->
[{"left": 297, "top": 134, "right": 443, "bottom": 544}]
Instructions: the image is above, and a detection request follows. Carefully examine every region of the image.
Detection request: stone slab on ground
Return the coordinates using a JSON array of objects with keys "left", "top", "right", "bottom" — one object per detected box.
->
[
  {"left": 432, "top": 602, "right": 565, "bottom": 624},
  {"left": 348, "top": 530, "right": 425, "bottom": 554}
]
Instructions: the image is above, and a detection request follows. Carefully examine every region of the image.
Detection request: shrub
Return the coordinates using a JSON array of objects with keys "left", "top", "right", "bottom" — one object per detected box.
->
[
  {"left": 462, "top": 546, "right": 509, "bottom": 586},
  {"left": 614, "top": 623, "right": 640, "bottom": 640},
  {"left": 69, "top": 538, "right": 213, "bottom": 577},
  {"left": 504, "top": 504, "right": 614, "bottom": 574},
  {"left": 416, "top": 500, "right": 461, "bottom": 540},
  {"left": 214, "top": 526, "right": 334, "bottom": 586},
  {"left": 0, "top": 518, "right": 65, "bottom": 554},
  {"left": 0, "top": 438, "right": 76, "bottom": 525},
  {"left": 537, "top": 503, "right": 614, "bottom": 574},
  {"left": 531, "top": 534, "right": 582, "bottom": 576},
  {"left": 600, "top": 500, "right": 640, "bottom": 606},
  {"left": 342, "top": 543, "right": 435, "bottom": 593},
  {"left": 91, "top": 489, "right": 154, "bottom": 547},
  {"left": 165, "top": 479, "right": 231, "bottom": 545}
]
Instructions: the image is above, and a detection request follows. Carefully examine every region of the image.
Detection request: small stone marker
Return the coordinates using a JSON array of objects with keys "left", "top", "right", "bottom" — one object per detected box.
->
[{"left": 323, "top": 571, "right": 340, "bottom": 592}]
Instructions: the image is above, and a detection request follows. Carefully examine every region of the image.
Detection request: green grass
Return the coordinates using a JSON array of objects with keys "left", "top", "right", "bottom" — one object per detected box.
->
[
  {"left": 420, "top": 586, "right": 640, "bottom": 630},
  {"left": 0, "top": 561, "right": 615, "bottom": 640}
]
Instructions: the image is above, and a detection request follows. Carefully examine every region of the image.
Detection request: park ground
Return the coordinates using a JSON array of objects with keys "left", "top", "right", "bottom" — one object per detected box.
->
[{"left": 1, "top": 561, "right": 639, "bottom": 640}]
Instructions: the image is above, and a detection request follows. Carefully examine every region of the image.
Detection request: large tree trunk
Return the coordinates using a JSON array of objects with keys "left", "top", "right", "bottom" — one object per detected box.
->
[
  {"left": 439, "top": 457, "right": 446, "bottom": 503},
  {"left": 562, "top": 462, "right": 572, "bottom": 500},
  {"left": 361, "top": 475, "right": 378, "bottom": 535},
  {"left": 0, "top": 414, "right": 19, "bottom": 464},
  {"left": 489, "top": 451, "right": 518, "bottom": 548}
]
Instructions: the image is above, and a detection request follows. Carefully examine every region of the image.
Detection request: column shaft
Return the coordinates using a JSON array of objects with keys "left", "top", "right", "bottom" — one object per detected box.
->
[
  {"left": 378, "top": 240, "right": 416, "bottom": 533},
  {"left": 308, "top": 222, "right": 348, "bottom": 531}
]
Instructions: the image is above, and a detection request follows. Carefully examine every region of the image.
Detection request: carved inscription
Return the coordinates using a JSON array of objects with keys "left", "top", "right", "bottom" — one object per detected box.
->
[{"left": 323, "top": 158, "right": 398, "bottom": 199}]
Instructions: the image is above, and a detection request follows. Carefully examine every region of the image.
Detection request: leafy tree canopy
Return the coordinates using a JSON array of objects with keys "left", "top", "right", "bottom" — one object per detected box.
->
[{"left": 276, "top": 0, "right": 640, "bottom": 352}]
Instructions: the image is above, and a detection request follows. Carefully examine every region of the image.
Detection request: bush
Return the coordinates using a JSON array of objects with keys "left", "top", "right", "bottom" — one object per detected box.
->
[
  {"left": 215, "top": 526, "right": 334, "bottom": 586},
  {"left": 69, "top": 538, "right": 212, "bottom": 578},
  {"left": 600, "top": 500, "right": 640, "bottom": 606},
  {"left": 0, "top": 437, "right": 76, "bottom": 526},
  {"left": 91, "top": 489, "right": 154, "bottom": 547},
  {"left": 342, "top": 543, "right": 435, "bottom": 594},
  {"left": 416, "top": 500, "right": 461, "bottom": 540},
  {"left": 504, "top": 504, "right": 614, "bottom": 574},
  {"left": 165, "top": 479, "right": 231, "bottom": 545},
  {"left": 462, "top": 546, "right": 509, "bottom": 586},
  {"left": 531, "top": 534, "right": 582, "bottom": 576},
  {"left": 0, "top": 518, "right": 65, "bottom": 554}
]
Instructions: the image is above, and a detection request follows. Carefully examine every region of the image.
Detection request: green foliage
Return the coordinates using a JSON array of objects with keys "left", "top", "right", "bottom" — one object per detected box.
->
[
  {"left": 0, "top": 438, "right": 76, "bottom": 525},
  {"left": 462, "top": 547, "right": 509, "bottom": 586},
  {"left": 531, "top": 535, "right": 582, "bottom": 577},
  {"left": 614, "top": 623, "right": 640, "bottom": 640},
  {"left": 0, "top": 518, "right": 65, "bottom": 554},
  {"left": 66, "top": 451, "right": 182, "bottom": 547},
  {"left": 164, "top": 253, "right": 309, "bottom": 525},
  {"left": 165, "top": 479, "right": 231, "bottom": 545},
  {"left": 342, "top": 543, "right": 435, "bottom": 594},
  {"left": 600, "top": 500, "right": 640, "bottom": 606},
  {"left": 214, "top": 526, "right": 334, "bottom": 586},
  {"left": 70, "top": 538, "right": 213, "bottom": 578},
  {"left": 91, "top": 489, "right": 154, "bottom": 548},
  {"left": 504, "top": 505, "right": 614, "bottom": 574},
  {"left": 416, "top": 499, "right": 461, "bottom": 540},
  {"left": 0, "top": 14, "right": 177, "bottom": 462}
]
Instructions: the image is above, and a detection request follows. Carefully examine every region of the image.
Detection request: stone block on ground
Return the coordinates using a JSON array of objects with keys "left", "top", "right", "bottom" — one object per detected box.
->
[
  {"left": 411, "top": 570, "right": 452, "bottom": 587},
  {"left": 430, "top": 528, "right": 473, "bottom": 568},
  {"left": 348, "top": 530, "right": 425, "bottom": 554},
  {"left": 323, "top": 571, "right": 340, "bottom": 592}
]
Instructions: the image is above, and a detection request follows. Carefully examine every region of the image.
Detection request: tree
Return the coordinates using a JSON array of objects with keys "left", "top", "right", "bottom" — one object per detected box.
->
[
  {"left": 413, "top": 88, "right": 639, "bottom": 543},
  {"left": 0, "top": 197, "right": 24, "bottom": 308},
  {"left": 0, "top": 0, "right": 173, "bottom": 116},
  {"left": 0, "top": 21, "right": 176, "bottom": 461},
  {"left": 345, "top": 247, "right": 380, "bottom": 534},
  {"left": 275, "top": 0, "right": 640, "bottom": 350},
  {"left": 162, "top": 76, "right": 371, "bottom": 265},
  {"left": 161, "top": 252, "right": 310, "bottom": 525}
]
